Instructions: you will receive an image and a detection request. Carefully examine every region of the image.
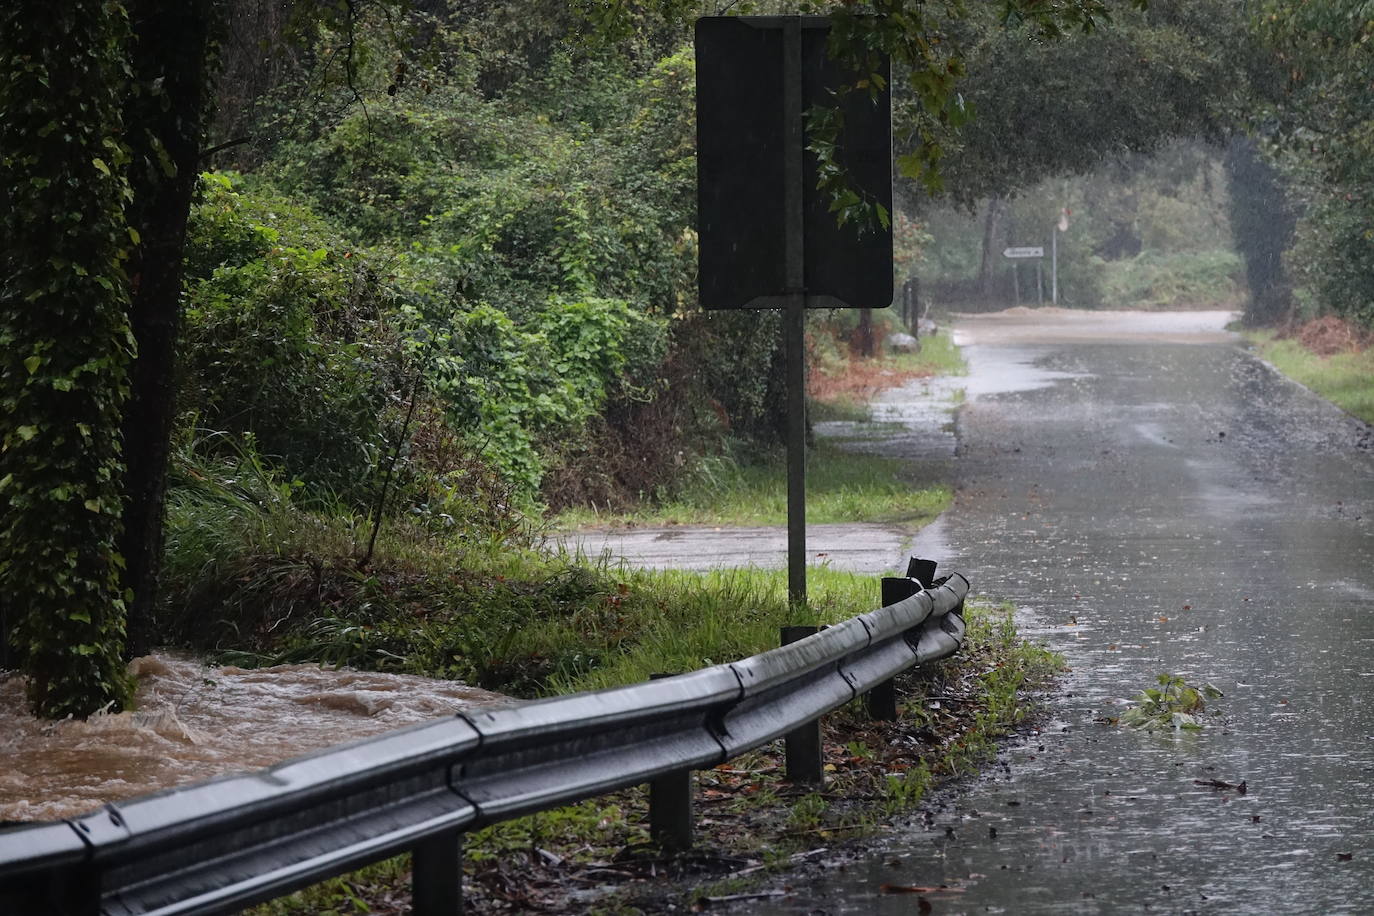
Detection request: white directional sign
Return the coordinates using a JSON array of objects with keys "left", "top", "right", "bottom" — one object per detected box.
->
[{"left": 1004, "top": 246, "right": 1045, "bottom": 258}]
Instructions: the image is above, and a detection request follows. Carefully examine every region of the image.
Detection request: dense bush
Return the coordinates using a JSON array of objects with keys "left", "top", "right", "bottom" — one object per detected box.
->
[
  {"left": 1258, "top": 2, "right": 1374, "bottom": 330},
  {"left": 216, "top": 26, "right": 784, "bottom": 508},
  {"left": 180, "top": 174, "right": 400, "bottom": 504}
]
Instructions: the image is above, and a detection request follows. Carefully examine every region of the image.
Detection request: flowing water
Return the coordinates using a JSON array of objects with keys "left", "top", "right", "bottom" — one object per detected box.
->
[
  {"left": 0, "top": 654, "right": 504, "bottom": 823},
  {"left": 745, "top": 310, "right": 1374, "bottom": 913}
]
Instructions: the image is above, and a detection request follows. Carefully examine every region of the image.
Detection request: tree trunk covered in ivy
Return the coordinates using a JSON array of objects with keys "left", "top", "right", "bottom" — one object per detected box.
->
[
  {"left": 120, "top": 0, "right": 219, "bottom": 656},
  {"left": 0, "top": 0, "right": 137, "bottom": 717}
]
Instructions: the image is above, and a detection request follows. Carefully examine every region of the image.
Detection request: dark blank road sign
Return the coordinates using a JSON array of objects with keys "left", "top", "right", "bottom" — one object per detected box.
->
[{"left": 696, "top": 16, "right": 892, "bottom": 311}]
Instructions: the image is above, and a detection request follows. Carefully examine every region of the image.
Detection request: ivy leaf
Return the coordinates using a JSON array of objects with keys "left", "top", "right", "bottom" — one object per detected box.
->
[
  {"left": 23, "top": 355, "right": 41, "bottom": 375},
  {"left": 16, "top": 425, "right": 38, "bottom": 441},
  {"left": 92, "top": 157, "right": 111, "bottom": 177},
  {"left": 875, "top": 203, "right": 891, "bottom": 231},
  {"left": 83, "top": 499, "right": 102, "bottom": 512}
]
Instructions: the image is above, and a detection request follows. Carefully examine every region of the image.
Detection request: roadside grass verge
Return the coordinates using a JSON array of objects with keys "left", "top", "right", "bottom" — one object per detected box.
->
[
  {"left": 554, "top": 332, "right": 965, "bottom": 531},
  {"left": 246, "top": 601, "right": 1064, "bottom": 915},
  {"left": 1244, "top": 328, "right": 1374, "bottom": 425},
  {"left": 554, "top": 441, "right": 951, "bottom": 530},
  {"left": 162, "top": 472, "right": 925, "bottom": 697}
]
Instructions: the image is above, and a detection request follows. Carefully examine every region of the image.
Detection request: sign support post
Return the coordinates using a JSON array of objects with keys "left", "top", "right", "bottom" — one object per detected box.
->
[
  {"left": 782, "top": 17, "right": 806, "bottom": 609},
  {"left": 1051, "top": 227, "right": 1058, "bottom": 305}
]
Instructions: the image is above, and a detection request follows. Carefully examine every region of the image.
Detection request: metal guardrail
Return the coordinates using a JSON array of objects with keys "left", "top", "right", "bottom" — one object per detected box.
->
[{"left": 0, "top": 562, "right": 968, "bottom": 915}]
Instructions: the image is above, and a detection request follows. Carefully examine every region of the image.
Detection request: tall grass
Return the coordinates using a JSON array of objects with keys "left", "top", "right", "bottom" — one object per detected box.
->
[
  {"left": 886, "top": 331, "right": 967, "bottom": 376},
  {"left": 548, "top": 564, "right": 885, "bottom": 693}
]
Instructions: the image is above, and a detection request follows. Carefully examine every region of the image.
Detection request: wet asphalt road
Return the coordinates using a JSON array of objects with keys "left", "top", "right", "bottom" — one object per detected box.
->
[{"left": 743, "top": 312, "right": 1374, "bottom": 914}]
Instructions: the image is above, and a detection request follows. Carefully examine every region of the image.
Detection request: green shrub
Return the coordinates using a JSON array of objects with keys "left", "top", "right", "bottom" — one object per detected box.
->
[
  {"left": 179, "top": 175, "right": 402, "bottom": 504},
  {"left": 1100, "top": 249, "right": 1243, "bottom": 309},
  {"left": 432, "top": 297, "right": 666, "bottom": 495}
]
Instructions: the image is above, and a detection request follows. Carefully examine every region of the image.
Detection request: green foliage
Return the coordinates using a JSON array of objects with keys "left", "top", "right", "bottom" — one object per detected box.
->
[
  {"left": 919, "top": 0, "right": 1242, "bottom": 208},
  {"left": 180, "top": 175, "right": 399, "bottom": 503},
  {"left": 265, "top": 40, "right": 696, "bottom": 317},
  {"left": 556, "top": 441, "right": 950, "bottom": 529},
  {"left": 1118, "top": 673, "right": 1223, "bottom": 732},
  {"left": 429, "top": 297, "right": 665, "bottom": 495},
  {"left": 0, "top": 0, "right": 136, "bottom": 716},
  {"left": 1100, "top": 250, "right": 1244, "bottom": 310},
  {"left": 1258, "top": 0, "right": 1374, "bottom": 329},
  {"left": 234, "top": 21, "right": 714, "bottom": 504}
]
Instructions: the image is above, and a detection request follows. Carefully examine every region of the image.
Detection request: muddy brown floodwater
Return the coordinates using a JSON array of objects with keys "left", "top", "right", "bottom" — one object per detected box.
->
[
  {"left": 741, "top": 309, "right": 1374, "bottom": 914},
  {"left": 0, "top": 654, "right": 505, "bottom": 823}
]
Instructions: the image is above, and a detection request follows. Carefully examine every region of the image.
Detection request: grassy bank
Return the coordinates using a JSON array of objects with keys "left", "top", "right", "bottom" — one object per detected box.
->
[
  {"left": 162, "top": 469, "right": 931, "bottom": 697},
  {"left": 556, "top": 331, "right": 965, "bottom": 531},
  {"left": 1100, "top": 249, "right": 1244, "bottom": 310},
  {"left": 164, "top": 479, "right": 949, "bottom": 699},
  {"left": 1245, "top": 327, "right": 1374, "bottom": 425},
  {"left": 249, "top": 600, "right": 1063, "bottom": 915}
]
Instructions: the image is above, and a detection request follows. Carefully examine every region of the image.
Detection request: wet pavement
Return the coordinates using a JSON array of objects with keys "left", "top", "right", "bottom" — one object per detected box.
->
[
  {"left": 727, "top": 309, "right": 1374, "bottom": 914},
  {"left": 562, "top": 522, "right": 918, "bottom": 573}
]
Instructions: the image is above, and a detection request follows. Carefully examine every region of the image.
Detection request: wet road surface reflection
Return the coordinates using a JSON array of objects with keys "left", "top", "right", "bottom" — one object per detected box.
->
[{"left": 747, "top": 311, "right": 1374, "bottom": 914}]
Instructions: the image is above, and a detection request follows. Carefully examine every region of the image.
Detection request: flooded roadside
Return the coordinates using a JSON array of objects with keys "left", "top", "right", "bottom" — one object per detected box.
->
[
  {"left": 740, "top": 309, "right": 1374, "bottom": 913},
  {"left": 0, "top": 653, "right": 504, "bottom": 822}
]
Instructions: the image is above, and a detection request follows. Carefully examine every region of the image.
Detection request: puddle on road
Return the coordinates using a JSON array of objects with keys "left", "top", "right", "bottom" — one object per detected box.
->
[
  {"left": 0, "top": 653, "right": 504, "bottom": 823},
  {"left": 818, "top": 337, "right": 1092, "bottom": 464}
]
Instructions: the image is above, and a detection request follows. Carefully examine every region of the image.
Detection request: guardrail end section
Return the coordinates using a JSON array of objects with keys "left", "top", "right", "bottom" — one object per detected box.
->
[{"left": 881, "top": 574, "right": 922, "bottom": 609}]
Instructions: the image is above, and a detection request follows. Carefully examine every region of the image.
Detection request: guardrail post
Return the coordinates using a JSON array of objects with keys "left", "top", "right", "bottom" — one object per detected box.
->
[
  {"left": 780, "top": 625, "right": 824, "bottom": 785},
  {"left": 412, "top": 829, "right": 463, "bottom": 915},
  {"left": 649, "top": 769, "right": 694, "bottom": 852},
  {"left": 870, "top": 574, "right": 925, "bottom": 721},
  {"left": 648, "top": 674, "right": 694, "bottom": 852},
  {"left": 18, "top": 867, "right": 100, "bottom": 916}
]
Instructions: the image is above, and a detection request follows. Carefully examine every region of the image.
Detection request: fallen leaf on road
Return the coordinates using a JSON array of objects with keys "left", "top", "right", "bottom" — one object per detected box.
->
[
  {"left": 879, "top": 883, "right": 964, "bottom": 894},
  {"left": 1194, "top": 778, "right": 1247, "bottom": 794}
]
